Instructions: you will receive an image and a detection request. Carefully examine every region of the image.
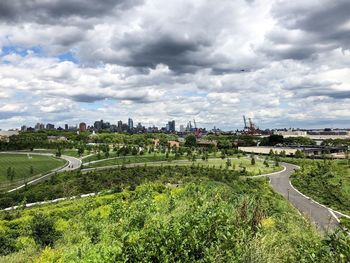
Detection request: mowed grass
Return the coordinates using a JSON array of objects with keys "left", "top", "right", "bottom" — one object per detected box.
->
[
  {"left": 149, "top": 158, "right": 282, "bottom": 175},
  {"left": 0, "top": 153, "right": 66, "bottom": 186},
  {"left": 85, "top": 156, "right": 282, "bottom": 176},
  {"left": 291, "top": 158, "right": 350, "bottom": 215},
  {"left": 32, "top": 149, "right": 89, "bottom": 158}
]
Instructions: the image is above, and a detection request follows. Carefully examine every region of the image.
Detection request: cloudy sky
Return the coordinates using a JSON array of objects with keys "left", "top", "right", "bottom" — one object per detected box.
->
[{"left": 0, "top": 0, "right": 349, "bottom": 130}]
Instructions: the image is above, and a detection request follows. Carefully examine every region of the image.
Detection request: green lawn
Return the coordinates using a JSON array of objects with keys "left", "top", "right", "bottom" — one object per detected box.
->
[
  {"left": 0, "top": 153, "right": 66, "bottom": 189},
  {"left": 290, "top": 158, "right": 350, "bottom": 215},
  {"left": 145, "top": 158, "right": 282, "bottom": 176},
  {"left": 32, "top": 149, "right": 89, "bottom": 158},
  {"left": 85, "top": 156, "right": 282, "bottom": 176}
]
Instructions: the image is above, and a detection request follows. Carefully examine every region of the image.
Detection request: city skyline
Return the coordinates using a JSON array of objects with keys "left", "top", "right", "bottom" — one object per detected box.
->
[{"left": 0, "top": 0, "right": 349, "bottom": 130}]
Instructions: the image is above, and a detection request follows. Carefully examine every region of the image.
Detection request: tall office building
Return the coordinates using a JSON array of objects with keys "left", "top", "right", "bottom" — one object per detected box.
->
[
  {"left": 128, "top": 118, "right": 134, "bottom": 130},
  {"left": 179, "top": 125, "right": 185, "bottom": 132},
  {"left": 168, "top": 120, "right": 175, "bottom": 132},
  {"left": 46, "top": 123, "right": 55, "bottom": 130},
  {"left": 94, "top": 120, "right": 103, "bottom": 130}
]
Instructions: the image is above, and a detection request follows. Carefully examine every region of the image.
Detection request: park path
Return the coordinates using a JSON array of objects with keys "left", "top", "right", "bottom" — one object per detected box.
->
[{"left": 266, "top": 162, "right": 340, "bottom": 232}]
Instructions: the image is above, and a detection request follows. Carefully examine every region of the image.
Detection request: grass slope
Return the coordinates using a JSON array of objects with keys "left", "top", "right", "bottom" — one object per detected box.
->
[
  {"left": 85, "top": 156, "right": 281, "bottom": 175},
  {"left": 2, "top": 179, "right": 348, "bottom": 262},
  {"left": 290, "top": 158, "right": 350, "bottom": 215},
  {"left": 0, "top": 154, "right": 66, "bottom": 188}
]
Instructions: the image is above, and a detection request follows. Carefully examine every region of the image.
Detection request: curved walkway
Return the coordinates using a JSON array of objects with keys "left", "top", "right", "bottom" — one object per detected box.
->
[{"left": 266, "top": 162, "right": 340, "bottom": 232}]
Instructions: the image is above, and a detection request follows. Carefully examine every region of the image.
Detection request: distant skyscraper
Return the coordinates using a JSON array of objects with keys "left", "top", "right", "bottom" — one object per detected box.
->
[
  {"left": 46, "top": 123, "right": 55, "bottom": 130},
  {"left": 168, "top": 120, "right": 175, "bottom": 132},
  {"left": 128, "top": 118, "right": 134, "bottom": 130},
  {"left": 94, "top": 120, "right": 103, "bottom": 130},
  {"left": 35, "top": 123, "right": 45, "bottom": 131},
  {"left": 65, "top": 124, "right": 69, "bottom": 130},
  {"left": 179, "top": 125, "right": 185, "bottom": 132}
]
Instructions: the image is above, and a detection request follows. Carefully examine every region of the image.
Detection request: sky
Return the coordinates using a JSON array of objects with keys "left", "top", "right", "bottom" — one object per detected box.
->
[{"left": 0, "top": 0, "right": 349, "bottom": 130}]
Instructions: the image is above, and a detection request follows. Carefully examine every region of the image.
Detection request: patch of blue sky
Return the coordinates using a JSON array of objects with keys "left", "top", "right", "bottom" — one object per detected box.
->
[
  {"left": 79, "top": 99, "right": 115, "bottom": 110},
  {"left": 57, "top": 51, "right": 79, "bottom": 63},
  {"left": 279, "top": 101, "right": 289, "bottom": 109},
  {"left": 1, "top": 45, "right": 42, "bottom": 57},
  {"left": 182, "top": 91, "right": 208, "bottom": 97}
]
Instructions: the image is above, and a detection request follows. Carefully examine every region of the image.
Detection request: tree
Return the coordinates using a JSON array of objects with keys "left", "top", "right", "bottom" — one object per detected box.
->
[
  {"left": 226, "top": 158, "right": 232, "bottom": 168},
  {"left": 30, "top": 213, "right": 60, "bottom": 247},
  {"left": 55, "top": 148, "right": 62, "bottom": 157},
  {"left": 9, "top": 168, "right": 15, "bottom": 181},
  {"left": 295, "top": 149, "right": 304, "bottom": 158},
  {"left": 77, "top": 145, "right": 85, "bottom": 156},
  {"left": 263, "top": 158, "right": 269, "bottom": 167},
  {"left": 7, "top": 167, "right": 12, "bottom": 179},
  {"left": 220, "top": 152, "right": 226, "bottom": 160},
  {"left": 184, "top": 134, "right": 197, "bottom": 148},
  {"left": 265, "top": 135, "right": 284, "bottom": 146},
  {"left": 131, "top": 147, "right": 138, "bottom": 156},
  {"left": 251, "top": 155, "right": 256, "bottom": 165}
]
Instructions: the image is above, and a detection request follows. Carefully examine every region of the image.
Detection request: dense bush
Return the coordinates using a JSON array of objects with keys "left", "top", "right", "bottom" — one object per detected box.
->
[
  {"left": 0, "top": 165, "right": 243, "bottom": 209},
  {"left": 1, "top": 180, "right": 349, "bottom": 262}
]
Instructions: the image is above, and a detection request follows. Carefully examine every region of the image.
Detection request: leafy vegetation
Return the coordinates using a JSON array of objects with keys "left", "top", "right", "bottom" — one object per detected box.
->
[
  {"left": 291, "top": 159, "right": 350, "bottom": 215},
  {"left": 0, "top": 163, "right": 261, "bottom": 209},
  {"left": 1, "top": 173, "right": 349, "bottom": 262}
]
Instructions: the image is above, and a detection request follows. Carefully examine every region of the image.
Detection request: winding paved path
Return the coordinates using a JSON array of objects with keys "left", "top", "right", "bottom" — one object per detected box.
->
[{"left": 267, "top": 162, "right": 339, "bottom": 232}]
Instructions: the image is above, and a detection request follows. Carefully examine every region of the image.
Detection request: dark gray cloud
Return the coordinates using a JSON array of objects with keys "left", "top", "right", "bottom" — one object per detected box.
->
[
  {"left": 0, "top": 0, "right": 142, "bottom": 24},
  {"left": 262, "top": 0, "right": 350, "bottom": 60},
  {"left": 119, "top": 33, "right": 215, "bottom": 73}
]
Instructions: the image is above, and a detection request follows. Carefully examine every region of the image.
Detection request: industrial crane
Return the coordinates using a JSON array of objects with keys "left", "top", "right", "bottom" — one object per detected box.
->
[{"left": 243, "top": 115, "right": 258, "bottom": 135}]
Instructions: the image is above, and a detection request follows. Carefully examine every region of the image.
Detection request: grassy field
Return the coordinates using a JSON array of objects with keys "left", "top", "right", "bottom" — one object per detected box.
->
[
  {"left": 82, "top": 151, "right": 233, "bottom": 164},
  {"left": 290, "top": 158, "right": 350, "bottom": 215},
  {"left": 32, "top": 149, "right": 90, "bottom": 158},
  {"left": 0, "top": 153, "right": 66, "bottom": 189},
  {"left": 84, "top": 156, "right": 281, "bottom": 176}
]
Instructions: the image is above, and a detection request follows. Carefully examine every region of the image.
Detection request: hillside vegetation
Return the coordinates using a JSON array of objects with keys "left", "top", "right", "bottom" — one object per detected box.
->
[
  {"left": 1, "top": 176, "right": 349, "bottom": 262},
  {"left": 290, "top": 159, "right": 350, "bottom": 215},
  {"left": 0, "top": 165, "right": 255, "bottom": 209}
]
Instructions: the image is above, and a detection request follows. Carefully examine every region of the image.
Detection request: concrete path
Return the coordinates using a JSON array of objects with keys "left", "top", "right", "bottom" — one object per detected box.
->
[{"left": 267, "top": 162, "right": 339, "bottom": 232}]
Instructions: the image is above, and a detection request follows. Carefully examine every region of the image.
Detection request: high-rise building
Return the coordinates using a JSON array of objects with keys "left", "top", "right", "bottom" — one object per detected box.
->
[
  {"left": 179, "top": 125, "right": 185, "bottom": 132},
  {"left": 65, "top": 124, "right": 69, "bottom": 130},
  {"left": 46, "top": 123, "right": 55, "bottom": 130},
  {"left": 79, "top": 122, "right": 87, "bottom": 132},
  {"left": 117, "top": 120, "right": 123, "bottom": 132},
  {"left": 128, "top": 118, "right": 134, "bottom": 130},
  {"left": 35, "top": 123, "right": 45, "bottom": 131},
  {"left": 168, "top": 120, "right": 175, "bottom": 132},
  {"left": 94, "top": 120, "right": 103, "bottom": 130}
]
